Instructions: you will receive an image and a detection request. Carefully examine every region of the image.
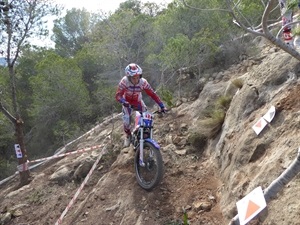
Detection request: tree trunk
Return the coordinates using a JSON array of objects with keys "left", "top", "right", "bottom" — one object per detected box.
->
[
  {"left": 8, "top": 63, "right": 31, "bottom": 186},
  {"left": 15, "top": 117, "right": 31, "bottom": 185}
]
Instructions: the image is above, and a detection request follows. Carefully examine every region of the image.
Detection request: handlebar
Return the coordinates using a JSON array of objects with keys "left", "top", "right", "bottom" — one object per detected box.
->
[
  {"left": 153, "top": 109, "right": 169, "bottom": 115},
  {"left": 124, "top": 104, "right": 169, "bottom": 115}
]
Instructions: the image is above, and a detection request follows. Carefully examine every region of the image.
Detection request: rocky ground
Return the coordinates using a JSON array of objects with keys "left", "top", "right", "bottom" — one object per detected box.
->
[{"left": 0, "top": 41, "right": 300, "bottom": 225}]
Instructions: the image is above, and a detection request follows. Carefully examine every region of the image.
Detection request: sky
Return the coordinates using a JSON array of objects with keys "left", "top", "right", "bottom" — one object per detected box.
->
[
  {"left": 54, "top": 0, "right": 173, "bottom": 13},
  {"left": 34, "top": 0, "right": 173, "bottom": 47}
]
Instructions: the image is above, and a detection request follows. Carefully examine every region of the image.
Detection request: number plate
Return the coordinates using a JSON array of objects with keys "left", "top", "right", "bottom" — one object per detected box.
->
[{"left": 142, "top": 112, "right": 153, "bottom": 127}]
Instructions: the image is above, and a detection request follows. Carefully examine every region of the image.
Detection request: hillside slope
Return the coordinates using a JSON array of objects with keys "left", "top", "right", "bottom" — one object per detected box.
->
[{"left": 0, "top": 41, "right": 300, "bottom": 225}]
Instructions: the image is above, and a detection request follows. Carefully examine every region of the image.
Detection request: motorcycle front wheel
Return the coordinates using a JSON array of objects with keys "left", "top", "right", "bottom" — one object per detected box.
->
[{"left": 134, "top": 142, "right": 163, "bottom": 191}]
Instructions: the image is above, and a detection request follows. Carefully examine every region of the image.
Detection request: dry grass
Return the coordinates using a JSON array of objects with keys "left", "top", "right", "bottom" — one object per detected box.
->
[
  {"left": 198, "top": 109, "right": 225, "bottom": 138},
  {"left": 216, "top": 95, "right": 232, "bottom": 111},
  {"left": 231, "top": 78, "right": 243, "bottom": 89},
  {"left": 191, "top": 95, "right": 231, "bottom": 142}
]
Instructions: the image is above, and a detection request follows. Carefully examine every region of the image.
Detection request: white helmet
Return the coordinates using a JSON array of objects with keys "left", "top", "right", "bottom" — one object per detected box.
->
[{"left": 125, "top": 63, "right": 142, "bottom": 77}]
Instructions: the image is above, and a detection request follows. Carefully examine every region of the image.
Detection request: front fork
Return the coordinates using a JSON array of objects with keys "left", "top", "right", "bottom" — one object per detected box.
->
[{"left": 139, "top": 127, "right": 145, "bottom": 167}]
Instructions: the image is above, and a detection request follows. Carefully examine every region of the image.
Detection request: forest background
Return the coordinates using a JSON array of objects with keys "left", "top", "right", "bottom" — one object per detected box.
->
[{"left": 0, "top": 0, "right": 281, "bottom": 179}]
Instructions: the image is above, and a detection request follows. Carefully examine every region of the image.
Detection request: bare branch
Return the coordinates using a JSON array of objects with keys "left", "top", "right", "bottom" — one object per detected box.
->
[
  {"left": 230, "top": 0, "right": 259, "bottom": 29},
  {"left": 0, "top": 101, "right": 16, "bottom": 124},
  {"left": 226, "top": 0, "right": 266, "bottom": 37},
  {"left": 262, "top": 0, "right": 276, "bottom": 37},
  {"left": 276, "top": 20, "right": 300, "bottom": 38}
]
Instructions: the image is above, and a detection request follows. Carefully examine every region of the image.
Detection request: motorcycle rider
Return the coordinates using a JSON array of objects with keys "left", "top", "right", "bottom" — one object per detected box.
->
[{"left": 115, "top": 63, "right": 166, "bottom": 147}]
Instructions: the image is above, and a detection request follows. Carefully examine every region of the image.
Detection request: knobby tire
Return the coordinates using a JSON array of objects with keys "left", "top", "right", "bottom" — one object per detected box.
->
[{"left": 134, "top": 142, "right": 163, "bottom": 191}]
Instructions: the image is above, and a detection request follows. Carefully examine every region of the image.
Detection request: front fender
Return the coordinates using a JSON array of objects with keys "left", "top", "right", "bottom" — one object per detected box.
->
[{"left": 144, "top": 138, "right": 160, "bottom": 150}]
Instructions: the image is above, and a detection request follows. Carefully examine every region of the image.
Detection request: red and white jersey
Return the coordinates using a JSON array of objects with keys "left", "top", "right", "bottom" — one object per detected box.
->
[{"left": 115, "top": 76, "right": 162, "bottom": 107}]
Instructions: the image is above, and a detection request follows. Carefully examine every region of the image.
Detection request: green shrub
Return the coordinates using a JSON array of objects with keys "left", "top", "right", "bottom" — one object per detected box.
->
[
  {"left": 0, "top": 158, "right": 17, "bottom": 180},
  {"left": 158, "top": 88, "right": 175, "bottom": 108}
]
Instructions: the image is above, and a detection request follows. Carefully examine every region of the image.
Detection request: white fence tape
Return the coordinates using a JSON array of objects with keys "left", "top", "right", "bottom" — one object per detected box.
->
[
  {"left": 29, "top": 144, "right": 104, "bottom": 163},
  {"left": 17, "top": 161, "right": 29, "bottom": 172},
  {"left": 55, "top": 143, "right": 109, "bottom": 225}
]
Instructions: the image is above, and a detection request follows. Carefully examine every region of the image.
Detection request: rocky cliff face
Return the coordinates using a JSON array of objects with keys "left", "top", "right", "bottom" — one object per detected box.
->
[
  {"left": 212, "top": 47, "right": 300, "bottom": 224},
  {"left": 0, "top": 42, "right": 300, "bottom": 225}
]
